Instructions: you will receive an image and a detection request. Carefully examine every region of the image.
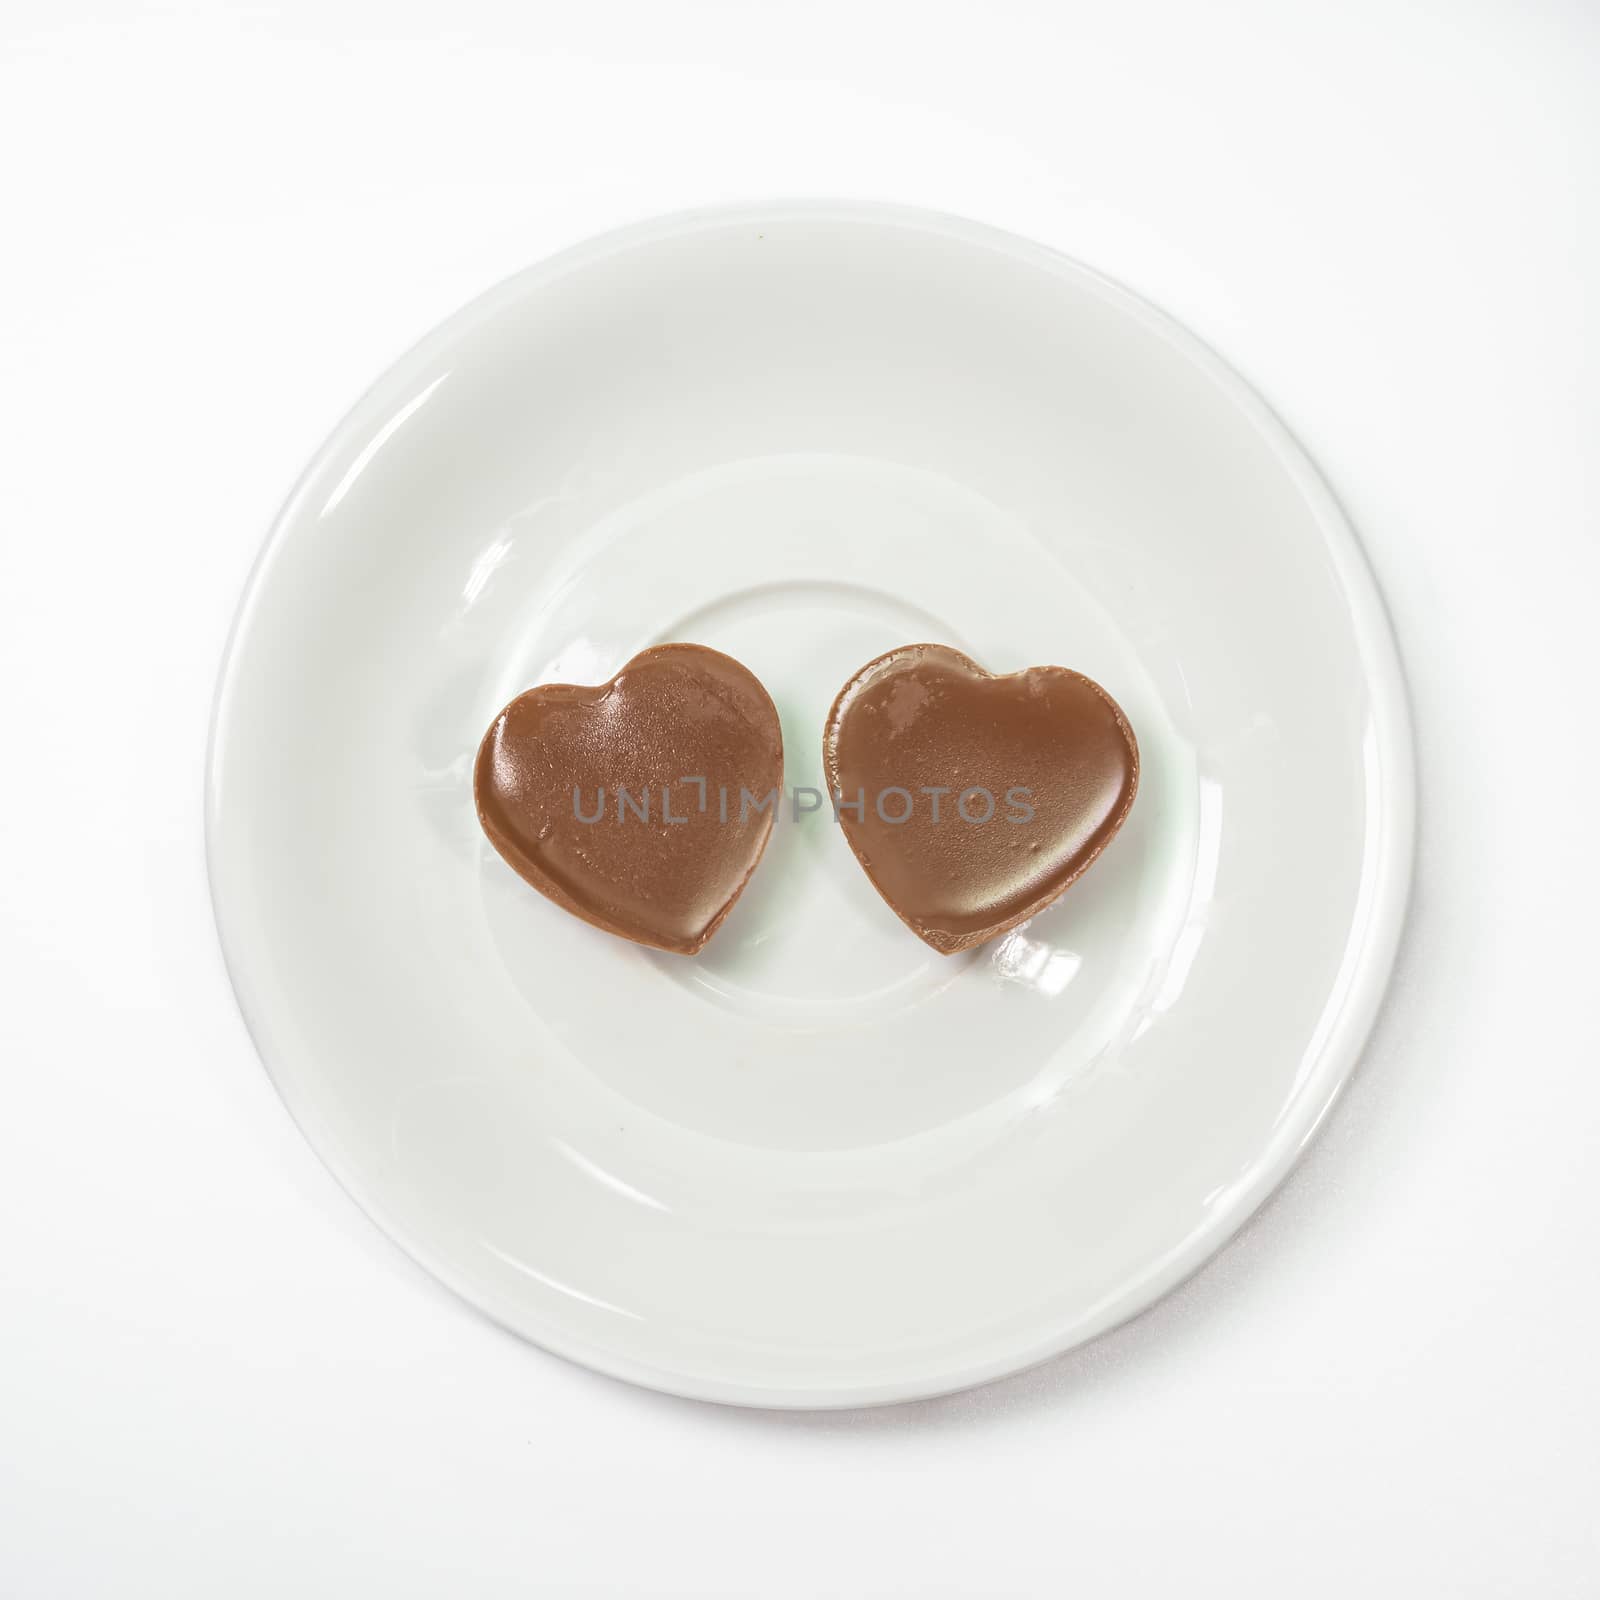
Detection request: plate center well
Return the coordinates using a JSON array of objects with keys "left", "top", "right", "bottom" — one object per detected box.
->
[{"left": 472, "top": 454, "right": 1196, "bottom": 1150}]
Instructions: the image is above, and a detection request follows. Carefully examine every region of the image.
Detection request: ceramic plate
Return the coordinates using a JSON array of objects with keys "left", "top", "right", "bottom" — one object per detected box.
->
[{"left": 208, "top": 203, "right": 1414, "bottom": 1407}]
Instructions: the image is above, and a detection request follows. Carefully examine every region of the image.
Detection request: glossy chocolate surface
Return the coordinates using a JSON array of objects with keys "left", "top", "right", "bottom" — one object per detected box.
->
[
  {"left": 823, "top": 644, "right": 1138, "bottom": 954},
  {"left": 475, "top": 645, "right": 783, "bottom": 955}
]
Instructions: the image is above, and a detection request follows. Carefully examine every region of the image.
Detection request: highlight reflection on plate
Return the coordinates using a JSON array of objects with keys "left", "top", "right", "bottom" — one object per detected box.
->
[{"left": 207, "top": 203, "right": 1413, "bottom": 1407}]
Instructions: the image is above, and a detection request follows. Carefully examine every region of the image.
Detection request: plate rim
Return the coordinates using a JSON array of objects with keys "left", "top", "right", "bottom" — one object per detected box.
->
[{"left": 205, "top": 199, "right": 1417, "bottom": 1409}]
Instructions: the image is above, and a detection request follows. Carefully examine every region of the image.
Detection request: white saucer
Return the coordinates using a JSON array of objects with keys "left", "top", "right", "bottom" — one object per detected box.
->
[{"left": 207, "top": 203, "right": 1414, "bottom": 1407}]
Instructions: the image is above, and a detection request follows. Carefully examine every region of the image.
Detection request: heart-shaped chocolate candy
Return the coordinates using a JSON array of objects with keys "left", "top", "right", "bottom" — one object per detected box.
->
[
  {"left": 822, "top": 644, "right": 1138, "bottom": 954},
  {"left": 475, "top": 644, "right": 783, "bottom": 955}
]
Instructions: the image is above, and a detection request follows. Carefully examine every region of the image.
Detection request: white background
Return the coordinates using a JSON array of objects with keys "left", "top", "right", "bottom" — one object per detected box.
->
[{"left": 2, "top": 1, "right": 1597, "bottom": 1594}]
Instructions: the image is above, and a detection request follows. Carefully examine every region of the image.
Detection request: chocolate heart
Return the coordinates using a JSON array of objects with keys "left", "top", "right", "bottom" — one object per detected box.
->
[
  {"left": 474, "top": 644, "right": 783, "bottom": 955},
  {"left": 822, "top": 644, "right": 1139, "bottom": 954}
]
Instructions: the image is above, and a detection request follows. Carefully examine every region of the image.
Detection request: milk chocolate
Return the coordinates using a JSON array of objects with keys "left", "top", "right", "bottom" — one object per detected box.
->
[
  {"left": 474, "top": 644, "right": 783, "bottom": 955},
  {"left": 822, "top": 644, "right": 1138, "bottom": 954}
]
